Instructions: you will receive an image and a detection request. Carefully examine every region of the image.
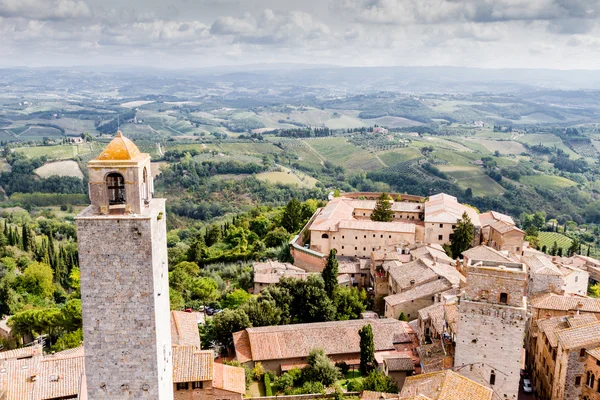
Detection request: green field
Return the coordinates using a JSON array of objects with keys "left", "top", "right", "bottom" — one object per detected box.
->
[
  {"left": 439, "top": 165, "right": 505, "bottom": 196},
  {"left": 538, "top": 232, "right": 572, "bottom": 253},
  {"left": 378, "top": 147, "right": 422, "bottom": 166},
  {"left": 34, "top": 160, "right": 83, "bottom": 178},
  {"left": 305, "top": 138, "right": 361, "bottom": 164},
  {"left": 520, "top": 175, "right": 577, "bottom": 190},
  {"left": 470, "top": 139, "right": 527, "bottom": 155},
  {"left": 256, "top": 168, "right": 318, "bottom": 188}
]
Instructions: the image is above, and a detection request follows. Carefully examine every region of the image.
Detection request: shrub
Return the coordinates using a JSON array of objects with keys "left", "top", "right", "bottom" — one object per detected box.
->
[
  {"left": 264, "top": 373, "right": 273, "bottom": 396},
  {"left": 293, "top": 381, "right": 325, "bottom": 395},
  {"left": 252, "top": 362, "right": 265, "bottom": 380},
  {"left": 346, "top": 379, "right": 363, "bottom": 392}
]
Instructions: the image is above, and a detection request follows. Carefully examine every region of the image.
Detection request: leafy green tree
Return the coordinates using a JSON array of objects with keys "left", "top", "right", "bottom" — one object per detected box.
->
[
  {"left": 282, "top": 198, "right": 302, "bottom": 233},
  {"left": 359, "top": 324, "right": 375, "bottom": 374},
  {"left": 322, "top": 249, "right": 339, "bottom": 298},
  {"left": 589, "top": 283, "right": 600, "bottom": 298},
  {"left": 398, "top": 312, "right": 408, "bottom": 322},
  {"left": 213, "top": 308, "right": 251, "bottom": 349},
  {"left": 241, "top": 297, "right": 282, "bottom": 327},
  {"left": 20, "top": 261, "right": 54, "bottom": 298},
  {"left": 334, "top": 287, "right": 366, "bottom": 320},
  {"left": 302, "top": 348, "right": 340, "bottom": 386},
  {"left": 189, "top": 277, "right": 219, "bottom": 304},
  {"left": 51, "top": 328, "right": 83, "bottom": 351},
  {"left": 222, "top": 288, "right": 252, "bottom": 309},
  {"left": 170, "top": 288, "right": 185, "bottom": 310},
  {"left": 265, "top": 227, "right": 290, "bottom": 248},
  {"left": 261, "top": 285, "right": 294, "bottom": 324},
  {"left": 0, "top": 272, "right": 21, "bottom": 316},
  {"left": 173, "top": 261, "right": 200, "bottom": 275},
  {"left": 371, "top": 193, "right": 393, "bottom": 222},
  {"left": 249, "top": 216, "right": 271, "bottom": 238},
  {"left": 282, "top": 275, "right": 336, "bottom": 323},
  {"left": 450, "top": 212, "right": 474, "bottom": 258},
  {"left": 362, "top": 370, "right": 398, "bottom": 393}
]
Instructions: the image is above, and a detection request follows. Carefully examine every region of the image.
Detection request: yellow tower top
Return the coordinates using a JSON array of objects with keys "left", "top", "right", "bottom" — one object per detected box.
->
[{"left": 95, "top": 131, "right": 143, "bottom": 161}]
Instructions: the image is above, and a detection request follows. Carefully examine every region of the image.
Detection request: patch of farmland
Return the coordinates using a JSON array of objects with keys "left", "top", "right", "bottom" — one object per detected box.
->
[
  {"left": 256, "top": 167, "right": 317, "bottom": 188},
  {"left": 35, "top": 160, "right": 83, "bottom": 178},
  {"left": 378, "top": 148, "right": 422, "bottom": 166},
  {"left": 520, "top": 175, "right": 577, "bottom": 190},
  {"left": 325, "top": 115, "right": 366, "bottom": 130},
  {"left": 538, "top": 232, "right": 572, "bottom": 253},
  {"left": 468, "top": 139, "right": 527, "bottom": 155},
  {"left": 306, "top": 137, "right": 362, "bottom": 164},
  {"left": 367, "top": 116, "right": 423, "bottom": 128},
  {"left": 438, "top": 165, "right": 505, "bottom": 196}
]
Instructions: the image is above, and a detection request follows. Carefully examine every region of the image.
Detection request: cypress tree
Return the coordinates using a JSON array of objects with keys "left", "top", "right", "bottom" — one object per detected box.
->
[
  {"left": 21, "top": 225, "right": 29, "bottom": 252},
  {"left": 359, "top": 324, "right": 375, "bottom": 374},
  {"left": 371, "top": 193, "right": 393, "bottom": 222},
  {"left": 450, "top": 212, "right": 474, "bottom": 258},
  {"left": 322, "top": 249, "right": 339, "bottom": 298}
]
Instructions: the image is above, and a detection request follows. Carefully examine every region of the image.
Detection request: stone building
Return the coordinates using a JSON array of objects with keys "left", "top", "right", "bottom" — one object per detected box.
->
[
  {"left": 423, "top": 193, "right": 480, "bottom": 246},
  {"left": 383, "top": 257, "right": 463, "bottom": 320},
  {"left": 582, "top": 347, "right": 600, "bottom": 400},
  {"left": 479, "top": 211, "right": 524, "bottom": 255},
  {"left": 528, "top": 314, "right": 598, "bottom": 399},
  {"left": 76, "top": 131, "right": 173, "bottom": 399},
  {"left": 454, "top": 258, "right": 528, "bottom": 400}
]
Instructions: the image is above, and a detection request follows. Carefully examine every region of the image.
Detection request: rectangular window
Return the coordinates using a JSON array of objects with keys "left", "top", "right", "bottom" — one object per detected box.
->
[
  {"left": 381, "top": 235, "right": 383, "bottom": 238},
  {"left": 389, "top": 235, "right": 391, "bottom": 239},
  {"left": 177, "top": 382, "right": 189, "bottom": 391},
  {"left": 439, "top": 223, "right": 443, "bottom": 228},
  {"left": 192, "top": 381, "right": 203, "bottom": 389},
  {"left": 438, "top": 235, "right": 443, "bottom": 241},
  {"left": 341, "top": 246, "right": 344, "bottom": 249},
  {"left": 575, "top": 376, "right": 581, "bottom": 386},
  {"left": 580, "top": 349, "right": 586, "bottom": 357}
]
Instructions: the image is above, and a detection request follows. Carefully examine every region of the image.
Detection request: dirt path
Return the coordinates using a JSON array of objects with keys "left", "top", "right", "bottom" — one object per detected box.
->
[
  {"left": 301, "top": 140, "right": 326, "bottom": 166},
  {"left": 372, "top": 152, "right": 388, "bottom": 167}
]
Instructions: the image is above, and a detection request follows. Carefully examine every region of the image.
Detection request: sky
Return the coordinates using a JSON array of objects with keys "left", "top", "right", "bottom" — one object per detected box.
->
[{"left": 1, "top": 0, "right": 600, "bottom": 69}]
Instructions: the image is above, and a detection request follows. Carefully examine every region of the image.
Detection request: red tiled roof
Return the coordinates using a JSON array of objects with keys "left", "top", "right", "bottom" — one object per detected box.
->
[
  {"left": 530, "top": 292, "right": 600, "bottom": 313},
  {"left": 213, "top": 362, "right": 246, "bottom": 394},
  {"left": 400, "top": 370, "right": 493, "bottom": 400},
  {"left": 171, "top": 311, "right": 202, "bottom": 348},
  {"left": 172, "top": 346, "right": 213, "bottom": 383},
  {"left": 234, "top": 319, "right": 406, "bottom": 362}
]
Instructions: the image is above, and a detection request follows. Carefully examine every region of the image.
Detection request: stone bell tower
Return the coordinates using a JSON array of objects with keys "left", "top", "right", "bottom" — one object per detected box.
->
[{"left": 76, "top": 131, "right": 173, "bottom": 399}]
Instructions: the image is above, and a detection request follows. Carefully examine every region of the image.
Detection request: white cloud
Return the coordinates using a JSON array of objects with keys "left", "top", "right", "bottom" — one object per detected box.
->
[{"left": 0, "top": 0, "right": 93, "bottom": 21}]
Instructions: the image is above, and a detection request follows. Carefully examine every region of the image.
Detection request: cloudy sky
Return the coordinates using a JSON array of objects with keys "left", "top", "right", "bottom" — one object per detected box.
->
[{"left": 1, "top": 0, "right": 600, "bottom": 69}]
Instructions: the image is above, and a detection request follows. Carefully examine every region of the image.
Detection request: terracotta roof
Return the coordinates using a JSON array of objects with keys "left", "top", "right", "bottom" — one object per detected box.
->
[
  {"left": 233, "top": 319, "right": 406, "bottom": 362},
  {"left": 538, "top": 317, "right": 570, "bottom": 348},
  {"left": 253, "top": 261, "right": 304, "bottom": 273},
  {"left": 587, "top": 347, "right": 600, "bottom": 361},
  {"left": 35, "top": 347, "right": 85, "bottom": 400},
  {"left": 424, "top": 193, "right": 480, "bottom": 226},
  {"left": 530, "top": 293, "right": 600, "bottom": 313},
  {"left": 411, "top": 244, "right": 453, "bottom": 265},
  {"left": 362, "top": 391, "right": 401, "bottom": 400},
  {"left": 383, "top": 355, "right": 415, "bottom": 371},
  {"left": 556, "top": 322, "right": 600, "bottom": 350},
  {"left": 444, "top": 303, "right": 458, "bottom": 334},
  {"left": 462, "top": 245, "right": 512, "bottom": 263},
  {"left": 488, "top": 220, "right": 524, "bottom": 235},
  {"left": 0, "top": 343, "right": 43, "bottom": 360},
  {"left": 385, "top": 279, "right": 453, "bottom": 307},
  {"left": 171, "top": 311, "right": 202, "bottom": 348},
  {"left": 418, "top": 303, "right": 445, "bottom": 335},
  {"left": 399, "top": 396, "right": 432, "bottom": 400},
  {"left": 172, "top": 346, "right": 213, "bottom": 383},
  {"left": 479, "top": 211, "right": 515, "bottom": 226},
  {"left": 0, "top": 316, "right": 11, "bottom": 334},
  {"left": 352, "top": 200, "right": 423, "bottom": 213},
  {"left": 213, "top": 362, "right": 246, "bottom": 394},
  {"left": 388, "top": 259, "right": 438, "bottom": 290},
  {"left": 400, "top": 370, "right": 493, "bottom": 400},
  {"left": 95, "top": 131, "right": 145, "bottom": 161},
  {"left": 524, "top": 254, "right": 562, "bottom": 276}
]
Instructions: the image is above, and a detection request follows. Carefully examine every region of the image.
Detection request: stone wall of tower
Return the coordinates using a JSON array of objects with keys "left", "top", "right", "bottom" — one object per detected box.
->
[
  {"left": 454, "top": 300, "right": 526, "bottom": 400},
  {"left": 76, "top": 199, "right": 172, "bottom": 399}
]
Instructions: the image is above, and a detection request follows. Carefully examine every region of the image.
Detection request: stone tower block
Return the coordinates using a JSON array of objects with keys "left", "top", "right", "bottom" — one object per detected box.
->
[
  {"left": 455, "top": 259, "right": 528, "bottom": 400},
  {"left": 76, "top": 132, "right": 172, "bottom": 399}
]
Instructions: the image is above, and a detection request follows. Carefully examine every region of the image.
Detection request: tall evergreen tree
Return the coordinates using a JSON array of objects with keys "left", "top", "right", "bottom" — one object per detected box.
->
[
  {"left": 550, "top": 241, "right": 558, "bottom": 256},
  {"left": 568, "top": 239, "right": 580, "bottom": 257},
  {"left": 371, "top": 193, "right": 393, "bottom": 222},
  {"left": 449, "top": 212, "right": 474, "bottom": 258},
  {"left": 322, "top": 249, "right": 338, "bottom": 298},
  {"left": 21, "top": 225, "right": 29, "bottom": 252},
  {"left": 281, "top": 198, "right": 302, "bottom": 233},
  {"left": 359, "top": 324, "right": 375, "bottom": 374}
]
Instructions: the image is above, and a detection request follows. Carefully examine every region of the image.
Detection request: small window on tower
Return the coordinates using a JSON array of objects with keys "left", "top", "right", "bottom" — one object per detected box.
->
[
  {"left": 499, "top": 293, "right": 508, "bottom": 304},
  {"left": 490, "top": 371, "right": 496, "bottom": 386},
  {"left": 106, "top": 173, "right": 125, "bottom": 205}
]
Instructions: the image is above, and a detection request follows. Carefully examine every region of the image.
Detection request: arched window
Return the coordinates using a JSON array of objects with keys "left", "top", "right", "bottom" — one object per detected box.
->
[
  {"left": 106, "top": 173, "right": 125, "bottom": 205},
  {"left": 321, "top": 233, "right": 329, "bottom": 239},
  {"left": 142, "top": 167, "right": 149, "bottom": 202},
  {"left": 489, "top": 370, "right": 496, "bottom": 386},
  {"left": 587, "top": 371, "right": 592, "bottom": 387},
  {"left": 499, "top": 293, "right": 508, "bottom": 305}
]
